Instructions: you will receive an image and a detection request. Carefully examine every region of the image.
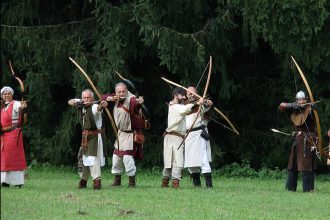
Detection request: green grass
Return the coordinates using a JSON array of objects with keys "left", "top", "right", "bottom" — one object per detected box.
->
[{"left": 1, "top": 168, "right": 329, "bottom": 220}]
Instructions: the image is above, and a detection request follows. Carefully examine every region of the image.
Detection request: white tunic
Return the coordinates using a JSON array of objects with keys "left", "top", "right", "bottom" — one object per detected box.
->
[
  {"left": 184, "top": 106, "right": 212, "bottom": 168},
  {"left": 113, "top": 93, "right": 135, "bottom": 151},
  {"left": 163, "top": 102, "right": 194, "bottom": 168}
]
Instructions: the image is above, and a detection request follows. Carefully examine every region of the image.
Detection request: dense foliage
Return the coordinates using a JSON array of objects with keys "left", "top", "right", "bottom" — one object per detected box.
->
[{"left": 1, "top": 0, "right": 329, "bottom": 171}]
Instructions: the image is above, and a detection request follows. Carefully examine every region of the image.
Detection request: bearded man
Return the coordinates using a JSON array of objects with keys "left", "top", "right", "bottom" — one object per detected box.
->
[{"left": 162, "top": 87, "right": 203, "bottom": 188}]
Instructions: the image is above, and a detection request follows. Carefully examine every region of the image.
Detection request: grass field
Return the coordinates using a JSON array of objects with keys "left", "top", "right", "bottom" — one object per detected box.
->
[{"left": 1, "top": 167, "right": 329, "bottom": 220}]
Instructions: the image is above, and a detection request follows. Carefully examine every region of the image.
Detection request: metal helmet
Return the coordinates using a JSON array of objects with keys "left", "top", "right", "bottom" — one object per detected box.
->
[{"left": 295, "top": 90, "right": 307, "bottom": 100}]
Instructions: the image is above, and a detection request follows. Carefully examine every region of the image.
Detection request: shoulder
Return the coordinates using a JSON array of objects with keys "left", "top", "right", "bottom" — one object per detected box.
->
[
  {"left": 91, "top": 104, "right": 100, "bottom": 113},
  {"left": 13, "top": 100, "right": 21, "bottom": 107}
]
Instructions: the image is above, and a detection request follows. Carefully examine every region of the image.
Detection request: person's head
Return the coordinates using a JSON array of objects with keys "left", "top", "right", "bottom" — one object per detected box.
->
[
  {"left": 115, "top": 82, "right": 128, "bottom": 98},
  {"left": 81, "top": 89, "right": 94, "bottom": 105},
  {"left": 172, "top": 87, "right": 187, "bottom": 104},
  {"left": 1, "top": 86, "right": 14, "bottom": 102},
  {"left": 295, "top": 90, "right": 308, "bottom": 105},
  {"left": 187, "top": 86, "right": 198, "bottom": 102}
]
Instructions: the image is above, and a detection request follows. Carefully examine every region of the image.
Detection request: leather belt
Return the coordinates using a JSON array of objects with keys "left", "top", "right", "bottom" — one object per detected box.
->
[
  {"left": 163, "top": 131, "right": 184, "bottom": 139},
  {"left": 81, "top": 129, "right": 104, "bottom": 148},
  {"left": 187, "top": 125, "right": 206, "bottom": 132}
]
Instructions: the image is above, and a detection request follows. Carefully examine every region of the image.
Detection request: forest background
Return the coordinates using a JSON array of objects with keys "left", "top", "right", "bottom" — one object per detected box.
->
[{"left": 1, "top": 0, "right": 330, "bottom": 172}]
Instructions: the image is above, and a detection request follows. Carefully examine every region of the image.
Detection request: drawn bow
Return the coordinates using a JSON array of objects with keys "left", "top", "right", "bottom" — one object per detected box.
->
[
  {"left": 8, "top": 60, "right": 27, "bottom": 125},
  {"left": 69, "top": 57, "right": 119, "bottom": 145},
  {"left": 291, "top": 56, "right": 324, "bottom": 157},
  {"left": 161, "top": 77, "right": 240, "bottom": 136},
  {"left": 176, "top": 56, "right": 213, "bottom": 149},
  {"left": 115, "top": 71, "right": 151, "bottom": 122},
  {"left": 161, "top": 56, "right": 239, "bottom": 149}
]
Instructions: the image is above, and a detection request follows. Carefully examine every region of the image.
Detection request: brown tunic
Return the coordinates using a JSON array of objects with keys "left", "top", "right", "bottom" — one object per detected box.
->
[{"left": 280, "top": 103, "right": 317, "bottom": 171}]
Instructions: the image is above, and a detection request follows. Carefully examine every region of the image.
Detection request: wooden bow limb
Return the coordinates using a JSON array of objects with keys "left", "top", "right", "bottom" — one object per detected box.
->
[
  {"left": 291, "top": 56, "right": 324, "bottom": 158},
  {"left": 213, "top": 107, "right": 239, "bottom": 135},
  {"left": 161, "top": 76, "right": 240, "bottom": 136},
  {"left": 8, "top": 60, "right": 27, "bottom": 125},
  {"left": 177, "top": 56, "right": 213, "bottom": 150},
  {"left": 69, "top": 57, "right": 119, "bottom": 146}
]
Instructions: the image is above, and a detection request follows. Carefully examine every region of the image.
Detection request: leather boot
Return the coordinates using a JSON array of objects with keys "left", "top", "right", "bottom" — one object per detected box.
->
[
  {"left": 161, "top": 177, "right": 169, "bottom": 188},
  {"left": 78, "top": 179, "right": 87, "bottom": 189},
  {"left": 128, "top": 176, "right": 136, "bottom": 187},
  {"left": 191, "top": 173, "right": 201, "bottom": 187},
  {"left": 93, "top": 178, "right": 101, "bottom": 190},
  {"left": 172, "top": 179, "right": 179, "bottom": 188},
  {"left": 204, "top": 173, "right": 213, "bottom": 188},
  {"left": 112, "top": 175, "right": 121, "bottom": 186}
]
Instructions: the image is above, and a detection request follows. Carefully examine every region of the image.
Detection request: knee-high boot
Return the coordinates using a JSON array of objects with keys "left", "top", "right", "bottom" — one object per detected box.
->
[
  {"left": 191, "top": 173, "right": 201, "bottom": 186},
  {"left": 204, "top": 173, "right": 213, "bottom": 188}
]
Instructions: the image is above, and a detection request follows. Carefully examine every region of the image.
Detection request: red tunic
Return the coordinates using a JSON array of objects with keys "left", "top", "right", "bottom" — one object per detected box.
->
[{"left": 1, "top": 101, "right": 27, "bottom": 171}]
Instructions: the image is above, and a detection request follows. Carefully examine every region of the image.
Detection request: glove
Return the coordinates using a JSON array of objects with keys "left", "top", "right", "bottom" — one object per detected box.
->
[
  {"left": 291, "top": 103, "right": 300, "bottom": 110},
  {"left": 311, "top": 102, "right": 317, "bottom": 110}
]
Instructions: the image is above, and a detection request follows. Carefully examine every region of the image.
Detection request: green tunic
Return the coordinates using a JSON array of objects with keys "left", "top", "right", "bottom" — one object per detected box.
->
[{"left": 79, "top": 105, "right": 108, "bottom": 157}]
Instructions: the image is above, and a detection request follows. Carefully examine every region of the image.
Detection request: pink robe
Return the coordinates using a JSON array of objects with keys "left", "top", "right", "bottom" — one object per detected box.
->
[{"left": 1, "top": 101, "right": 27, "bottom": 171}]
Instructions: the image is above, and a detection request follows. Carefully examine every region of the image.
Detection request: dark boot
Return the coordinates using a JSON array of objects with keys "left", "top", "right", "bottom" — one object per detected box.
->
[
  {"left": 112, "top": 175, "right": 121, "bottom": 186},
  {"left": 285, "top": 170, "right": 298, "bottom": 192},
  {"left": 128, "top": 176, "right": 136, "bottom": 187},
  {"left": 161, "top": 177, "right": 169, "bottom": 188},
  {"left": 204, "top": 173, "right": 213, "bottom": 188},
  {"left": 302, "top": 171, "right": 314, "bottom": 192},
  {"left": 15, "top": 184, "right": 23, "bottom": 188},
  {"left": 1, "top": 182, "right": 10, "bottom": 187},
  {"left": 172, "top": 179, "right": 179, "bottom": 188},
  {"left": 78, "top": 179, "right": 87, "bottom": 189},
  {"left": 191, "top": 173, "right": 201, "bottom": 187},
  {"left": 93, "top": 178, "right": 101, "bottom": 190}
]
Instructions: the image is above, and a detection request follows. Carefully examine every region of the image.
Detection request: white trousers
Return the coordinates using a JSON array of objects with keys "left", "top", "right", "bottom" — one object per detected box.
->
[
  {"left": 162, "top": 150, "right": 183, "bottom": 180},
  {"left": 111, "top": 154, "right": 136, "bottom": 177},
  {"left": 80, "top": 135, "right": 104, "bottom": 180}
]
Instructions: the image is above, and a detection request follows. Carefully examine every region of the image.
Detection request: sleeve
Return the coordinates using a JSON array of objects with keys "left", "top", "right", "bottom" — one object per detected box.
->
[
  {"left": 101, "top": 93, "right": 115, "bottom": 101},
  {"left": 178, "top": 103, "right": 194, "bottom": 115},
  {"left": 279, "top": 102, "right": 294, "bottom": 112},
  {"left": 129, "top": 97, "right": 142, "bottom": 114},
  {"left": 201, "top": 104, "right": 211, "bottom": 113},
  {"left": 92, "top": 104, "right": 102, "bottom": 115},
  {"left": 13, "top": 101, "right": 21, "bottom": 112}
]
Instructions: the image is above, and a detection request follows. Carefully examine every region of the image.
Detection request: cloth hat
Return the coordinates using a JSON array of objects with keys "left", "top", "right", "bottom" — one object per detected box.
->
[{"left": 1, "top": 86, "right": 14, "bottom": 95}]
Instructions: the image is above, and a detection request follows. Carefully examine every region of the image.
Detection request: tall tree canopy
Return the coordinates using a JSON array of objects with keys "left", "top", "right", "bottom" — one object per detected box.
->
[{"left": 1, "top": 0, "right": 329, "bottom": 171}]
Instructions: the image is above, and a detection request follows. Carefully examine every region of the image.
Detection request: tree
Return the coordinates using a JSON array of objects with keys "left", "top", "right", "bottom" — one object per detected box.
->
[{"left": 1, "top": 0, "right": 329, "bottom": 171}]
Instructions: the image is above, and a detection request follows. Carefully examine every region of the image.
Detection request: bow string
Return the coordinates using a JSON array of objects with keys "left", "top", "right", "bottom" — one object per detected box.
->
[{"left": 290, "top": 56, "right": 324, "bottom": 158}]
